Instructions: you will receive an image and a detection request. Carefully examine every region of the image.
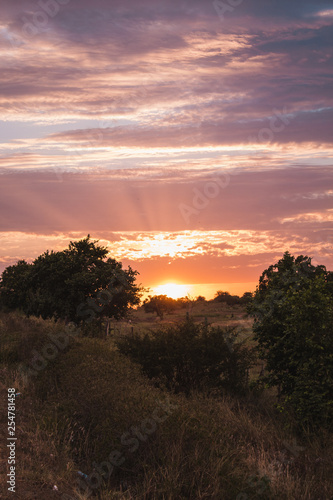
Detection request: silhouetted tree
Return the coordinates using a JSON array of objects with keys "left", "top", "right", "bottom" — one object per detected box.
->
[
  {"left": 240, "top": 292, "right": 253, "bottom": 305},
  {"left": 143, "top": 294, "right": 178, "bottom": 319},
  {"left": 0, "top": 260, "right": 31, "bottom": 312},
  {"left": 0, "top": 236, "right": 142, "bottom": 324},
  {"left": 213, "top": 291, "right": 240, "bottom": 305}
]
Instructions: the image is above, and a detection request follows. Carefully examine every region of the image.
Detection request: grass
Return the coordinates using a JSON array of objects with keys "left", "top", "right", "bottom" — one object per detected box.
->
[
  {"left": 1, "top": 309, "right": 333, "bottom": 499},
  {"left": 111, "top": 302, "right": 253, "bottom": 344}
]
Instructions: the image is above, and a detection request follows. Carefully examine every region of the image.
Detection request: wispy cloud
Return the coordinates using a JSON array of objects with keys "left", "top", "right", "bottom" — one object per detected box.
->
[{"left": 0, "top": 0, "right": 332, "bottom": 291}]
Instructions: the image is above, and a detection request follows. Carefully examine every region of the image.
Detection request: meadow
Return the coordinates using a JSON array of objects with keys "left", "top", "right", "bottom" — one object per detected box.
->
[{"left": 1, "top": 301, "right": 332, "bottom": 500}]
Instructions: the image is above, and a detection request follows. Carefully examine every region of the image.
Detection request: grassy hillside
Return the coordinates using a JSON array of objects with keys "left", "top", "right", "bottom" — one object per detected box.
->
[{"left": 1, "top": 309, "right": 333, "bottom": 499}]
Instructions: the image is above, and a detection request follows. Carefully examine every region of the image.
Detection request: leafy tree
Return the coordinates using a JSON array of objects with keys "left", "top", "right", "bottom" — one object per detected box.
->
[
  {"left": 213, "top": 290, "right": 240, "bottom": 305},
  {"left": 0, "top": 236, "right": 142, "bottom": 324},
  {"left": 249, "top": 251, "right": 333, "bottom": 427},
  {"left": 0, "top": 260, "right": 32, "bottom": 312},
  {"left": 240, "top": 292, "right": 253, "bottom": 305},
  {"left": 143, "top": 294, "right": 178, "bottom": 319}
]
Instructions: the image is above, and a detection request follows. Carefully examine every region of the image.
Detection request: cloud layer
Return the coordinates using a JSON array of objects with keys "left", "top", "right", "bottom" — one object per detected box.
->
[{"left": 0, "top": 0, "right": 332, "bottom": 292}]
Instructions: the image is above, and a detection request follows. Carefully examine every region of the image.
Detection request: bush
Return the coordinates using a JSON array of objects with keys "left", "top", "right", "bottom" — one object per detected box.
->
[
  {"left": 31, "top": 341, "right": 269, "bottom": 498},
  {"left": 116, "top": 317, "right": 254, "bottom": 395},
  {"left": 32, "top": 340, "right": 161, "bottom": 459}
]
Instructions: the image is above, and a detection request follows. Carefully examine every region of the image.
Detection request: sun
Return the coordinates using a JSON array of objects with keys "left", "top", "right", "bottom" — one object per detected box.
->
[{"left": 152, "top": 283, "right": 191, "bottom": 300}]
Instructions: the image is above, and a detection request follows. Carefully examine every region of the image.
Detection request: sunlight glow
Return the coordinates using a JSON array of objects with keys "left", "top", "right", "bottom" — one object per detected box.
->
[{"left": 152, "top": 283, "right": 192, "bottom": 299}]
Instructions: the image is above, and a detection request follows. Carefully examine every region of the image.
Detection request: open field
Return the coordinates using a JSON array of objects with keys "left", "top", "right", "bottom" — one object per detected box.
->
[
  {"left": 1, "top": 308, "right": 332, "bottom": 499},
  {"left": 111, "top": 301, "right": 253, "bottom": 340}
]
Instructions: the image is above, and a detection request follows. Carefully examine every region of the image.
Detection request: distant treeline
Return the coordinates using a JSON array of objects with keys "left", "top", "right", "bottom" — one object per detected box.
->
[{"left": 143, "top": 291, "right": 253, "bottom": 318}]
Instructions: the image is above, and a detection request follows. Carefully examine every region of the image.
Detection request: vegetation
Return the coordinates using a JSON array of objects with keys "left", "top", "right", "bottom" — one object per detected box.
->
[
  {"left": 142, "top": 294, "right": 186, "bottom": 319},
  {"left": 117, "top": 317, "right": 254, "bottom": 395},
  {"left": 142, "top": 291, "right": 252, "bottom": 319},
  {"left": 249, "top": 252, "right": 333, "bottom": 428},
  {"left": 0, "top": 246, "right": 333, "bottom": 498},
  {"left": 214, "top": 290, "right": 253, "bottom": 306},
  {"left": 0, "top": 236, "right": 141, "bottom": 324},
  {"left": 1, "top": 310, "right": 333, "bottom": 499}
]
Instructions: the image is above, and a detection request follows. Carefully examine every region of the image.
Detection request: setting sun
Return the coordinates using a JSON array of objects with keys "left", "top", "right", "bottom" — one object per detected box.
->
[{"left": 152, "top": 283, "right": 192, "bottom": 299}]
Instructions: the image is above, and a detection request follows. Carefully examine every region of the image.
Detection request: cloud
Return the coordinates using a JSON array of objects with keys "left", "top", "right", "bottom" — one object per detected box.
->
[
  {"left": 1, "top": 0, "right": 332, "bottom": 291},
  {"left": 45, "top": 106, "right": 333, "bottom": 148},
  {"left": 1, "top": 228, "right": 332, "bottom": 286},
  {"left": 1, "top": 3, "right": 332, "bottom": 133},
  {"left": 0, "top": 166, "right": 332, "bottom": 233}
]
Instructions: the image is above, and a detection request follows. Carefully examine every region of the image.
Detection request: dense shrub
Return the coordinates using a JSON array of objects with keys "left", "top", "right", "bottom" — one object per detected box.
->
[
  {"left": 213, "top": 290, "right": 241, "bottom": 305},
  {"left": 116, "top": 317, "right": 254, "bottom": 395}
]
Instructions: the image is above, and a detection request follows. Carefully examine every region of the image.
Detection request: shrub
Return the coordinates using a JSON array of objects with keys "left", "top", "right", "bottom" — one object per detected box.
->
[
  {"left": 28, "top": 338, "right": 267, "bottom": 498},
  {"left": 116, "top": 317, "right": 254, "bottom": 395}
]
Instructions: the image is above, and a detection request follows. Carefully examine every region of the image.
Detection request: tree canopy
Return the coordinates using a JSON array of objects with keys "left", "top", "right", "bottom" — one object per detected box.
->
[
  {"left": 143, "top": 294, "right": 188, "bottom": 319},
  {"left": 0, "top": 236, "right": 142, "bottom": 324},
  {"left": 214, "top": 290, "right": 253, "bottom": 305},
  {"left": 249, "top": 251, "right": 333, "bottom": 427}
]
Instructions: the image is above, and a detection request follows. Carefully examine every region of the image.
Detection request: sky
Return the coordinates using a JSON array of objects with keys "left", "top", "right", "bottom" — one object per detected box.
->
[{"left": 0, "top": 0, "right": 333, "bottom": 299}]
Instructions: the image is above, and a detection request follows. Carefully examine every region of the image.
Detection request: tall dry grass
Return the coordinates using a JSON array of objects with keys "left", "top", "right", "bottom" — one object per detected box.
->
[{"left": 0, "top": 311, "right": 332, "bottom": 499}]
